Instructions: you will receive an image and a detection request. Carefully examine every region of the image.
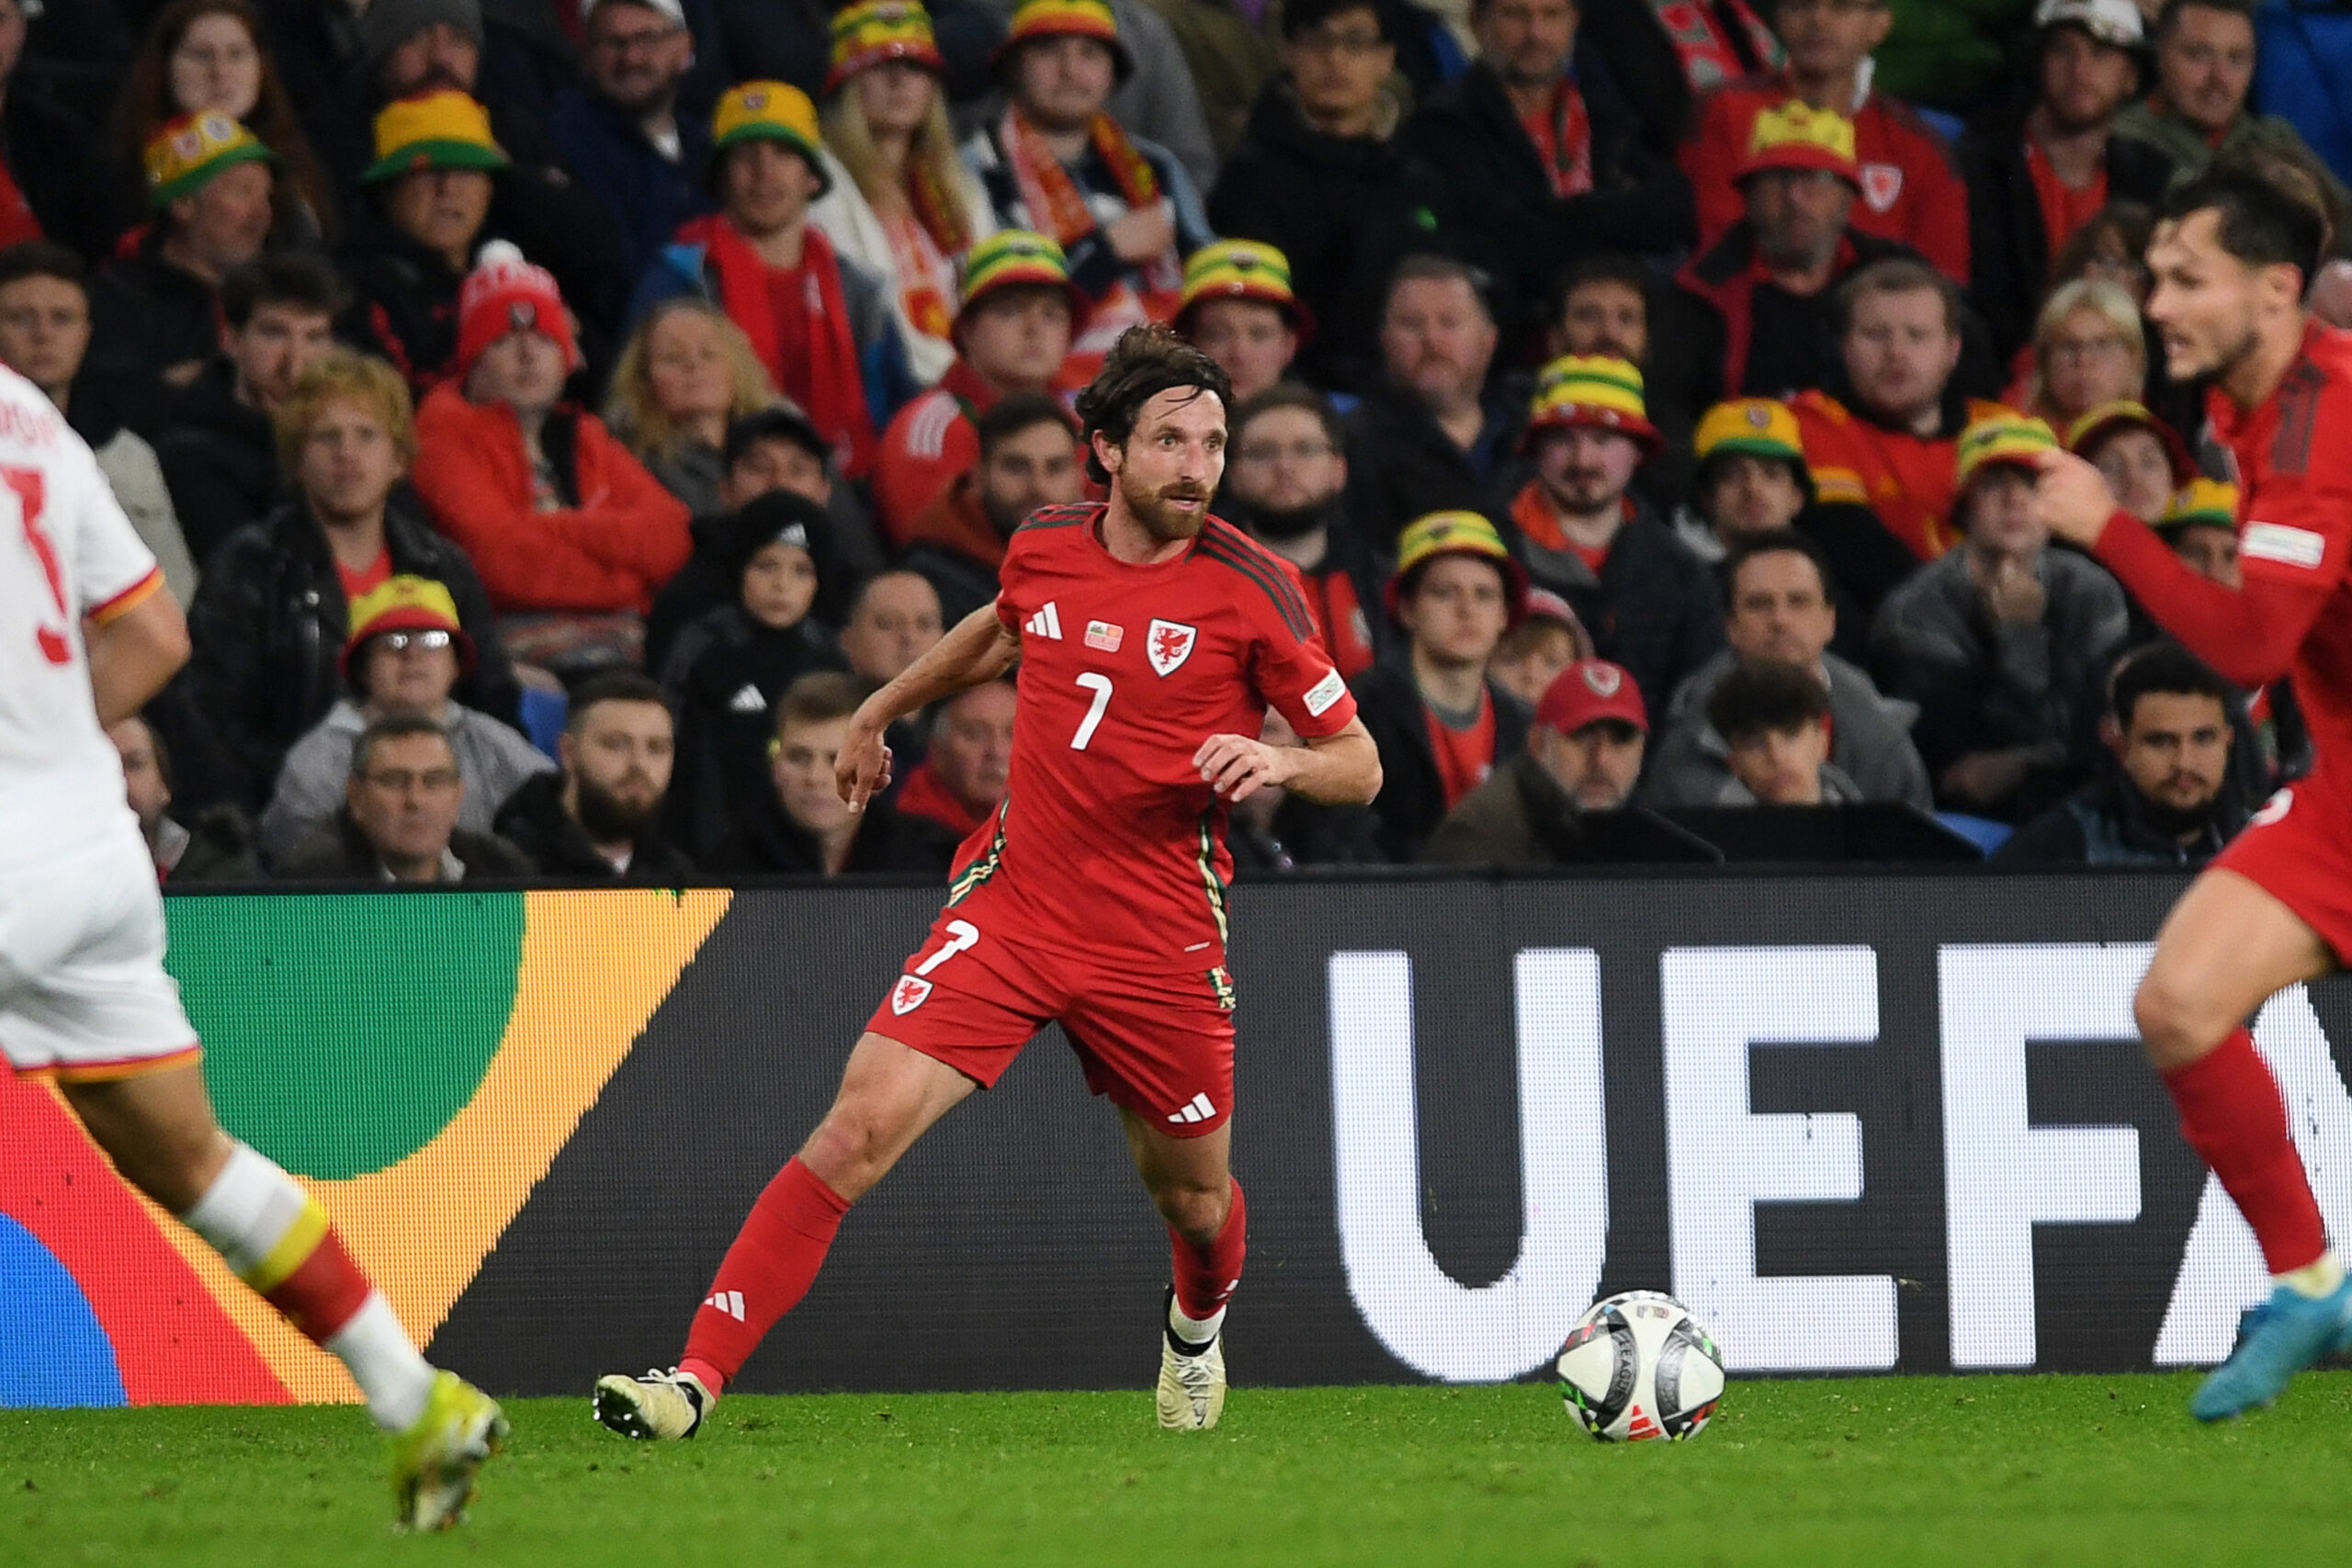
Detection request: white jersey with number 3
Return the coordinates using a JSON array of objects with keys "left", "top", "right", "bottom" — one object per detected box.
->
[{"left": 0, "top": 363, "right": 163, "bottom": 871}]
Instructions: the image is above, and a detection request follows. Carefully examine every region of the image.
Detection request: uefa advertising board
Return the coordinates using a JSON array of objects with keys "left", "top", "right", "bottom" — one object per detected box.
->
[{"left": 4, "top": 875, "right": 2347, "bottom": 1407}]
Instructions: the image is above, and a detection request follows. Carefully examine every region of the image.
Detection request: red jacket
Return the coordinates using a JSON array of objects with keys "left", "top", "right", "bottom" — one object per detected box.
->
[
  {"left": 1680, "top": 73, "right": 1969, "bottom": 284},
  {"left": 412, "top": 384, "right": 692, "bottom": 615},
  {"left": 874, "top": 359, "right": 1003, "bottom": 550}
]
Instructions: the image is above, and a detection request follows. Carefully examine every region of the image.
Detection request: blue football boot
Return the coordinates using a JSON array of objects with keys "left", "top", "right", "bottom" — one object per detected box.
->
[{"left": 2190, "top": 1275, "right": 2352, "bottom": 1422}]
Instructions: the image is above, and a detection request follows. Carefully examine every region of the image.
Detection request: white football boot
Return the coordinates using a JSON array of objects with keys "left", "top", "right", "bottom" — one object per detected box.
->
[
  {"left": 1156, "top": 1290, "right": 1227, "bottom": 1430},
  {"left": 593, "top": 1367, "right": 712, "bottom": 1440}
]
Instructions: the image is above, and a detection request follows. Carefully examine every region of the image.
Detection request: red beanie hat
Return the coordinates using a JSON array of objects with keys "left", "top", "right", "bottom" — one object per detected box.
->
[{"left": 455, "top": 240, "right": 580, "bottom": 383}]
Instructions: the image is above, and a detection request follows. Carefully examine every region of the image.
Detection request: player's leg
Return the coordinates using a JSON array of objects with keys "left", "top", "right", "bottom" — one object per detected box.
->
[
  {"left": 59, "top": 1065, "right": 505, "bottom": 1527},
  {"left": 1120, "top": 1110, "right": 1242, "bottom": 1430},
  {"left": 2132, "top": 867, "right": 2348, "bottom": 1418},
  {"left": 595, "top": 1032, "right": 977, "bottom": 1438}
]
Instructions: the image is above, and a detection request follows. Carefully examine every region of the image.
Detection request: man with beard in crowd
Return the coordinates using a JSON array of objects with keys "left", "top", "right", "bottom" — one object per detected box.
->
[
  {"left": 1221, "top": 385, "right": 1383, "bottom": 680},
  {"left": 495, "top": 671, "right": 698, "bottom": 883},
  {"left": 1997, "top": 642, "right": 2249, "bottom": 864}
]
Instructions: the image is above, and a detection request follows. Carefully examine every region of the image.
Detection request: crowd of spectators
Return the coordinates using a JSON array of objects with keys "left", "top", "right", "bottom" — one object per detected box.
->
[{"left": 14, "top": 0, "right": 2342, "bottom": 884}]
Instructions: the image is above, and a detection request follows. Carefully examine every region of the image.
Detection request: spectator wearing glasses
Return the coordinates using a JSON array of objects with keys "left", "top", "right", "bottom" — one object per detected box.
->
[
  {"left": 1207, "top": 0, "right": 1451, "bottom": 394},
  {"left": 1219, "top": 385, "right": 1383, "bottom": 680},
  {"left": 2016, "top": 277, "right": 2151, "bottom": 431},
  {"left": 277, "top": 712, "right": 533, "bottom": 883},
  {"left": 258, "top": 575, "right": 552, "bottom": 864},
  {"left": 547, "top": 0, "right": 717, "bottom": 284}
]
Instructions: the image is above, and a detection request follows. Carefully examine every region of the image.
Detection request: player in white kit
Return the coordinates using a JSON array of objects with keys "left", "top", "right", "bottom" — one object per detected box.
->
[{"left": 0, "top": 365, "right": 503, "bottom": 1529}]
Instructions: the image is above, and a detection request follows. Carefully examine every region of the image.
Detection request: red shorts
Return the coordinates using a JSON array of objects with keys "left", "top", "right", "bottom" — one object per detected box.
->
[
  {"left": 2213, "top": 777, "right": 2352, "bottom": 962},
  {"left": 864, "top": 893, "right": 1238, "bottom": 1136}
]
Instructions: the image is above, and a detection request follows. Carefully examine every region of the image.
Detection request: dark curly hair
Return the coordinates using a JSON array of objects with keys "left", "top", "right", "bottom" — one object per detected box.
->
[{"left": 1073, "top": 323, "right": 1234, "bottom": 485}]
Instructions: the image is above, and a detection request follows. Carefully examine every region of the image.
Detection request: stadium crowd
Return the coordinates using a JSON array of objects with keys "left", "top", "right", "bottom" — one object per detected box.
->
[{"left": 18, "top": 0, "right": 2351, "bottom": 882}]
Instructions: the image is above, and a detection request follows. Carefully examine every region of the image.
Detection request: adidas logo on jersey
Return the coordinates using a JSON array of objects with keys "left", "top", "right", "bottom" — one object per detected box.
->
[
  {"left": 703, "top": 1290, "right": 745, "bottom": 1321},
  {"left": 1024, "top": 602, "right": 1063, "bottom": 639},
  {"left": 728, "top": 683, "right": 768, "bottom": 715},
  {"left": 1166, "top": 1091, "right": 1216, "bottom": 1125}
]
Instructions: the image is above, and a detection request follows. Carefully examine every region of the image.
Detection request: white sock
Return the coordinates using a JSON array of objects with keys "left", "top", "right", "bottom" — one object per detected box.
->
[
  {"left": 1168, "top": 1297, "right": 1226, "bottom": 1348},
  {"left": 180, "top": 1143, "right": 311, "bottom": 1275},
  {"left": 2277, "top": 1251, "right": 2346, "bottom": 1300},
  {"left": 326, "top": 1293, "right": 437, "bottom": 1432},
  {"left": 181, "top": 1144, "right": 435, "bottom": 1431}
]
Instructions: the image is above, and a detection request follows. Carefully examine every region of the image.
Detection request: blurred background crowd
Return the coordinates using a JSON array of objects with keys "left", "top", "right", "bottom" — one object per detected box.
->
[{"left": 19, "top": 0, "right": 2351, "bottom": 883}]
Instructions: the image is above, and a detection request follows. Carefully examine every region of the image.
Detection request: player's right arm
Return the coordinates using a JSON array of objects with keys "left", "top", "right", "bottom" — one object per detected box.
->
[
  {"left": 85, "top": 586, "right": 191, "bottom": 725},
  {"left": 2035, "top": 448, "right": 2346, "bottom": 690},
  {"left": 837, "top": 604, "right": 1021, "bottom": 810}
]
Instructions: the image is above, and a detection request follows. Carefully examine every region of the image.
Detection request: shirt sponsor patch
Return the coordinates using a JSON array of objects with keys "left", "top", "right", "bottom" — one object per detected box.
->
[
  {"left": 1303, "top": 667, "right": 1346, "bottom": 716},
  {"left": 2242, "top": 521, "right": 2326, "bottom": 570},
  {"left": 1085, "top": 619, "right": 1123, "bottom": 652}
]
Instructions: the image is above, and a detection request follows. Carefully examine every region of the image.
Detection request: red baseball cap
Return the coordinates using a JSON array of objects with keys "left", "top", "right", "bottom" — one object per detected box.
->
[{"left": 1537, "top": 660, "right": 1647, "bottom": 736}]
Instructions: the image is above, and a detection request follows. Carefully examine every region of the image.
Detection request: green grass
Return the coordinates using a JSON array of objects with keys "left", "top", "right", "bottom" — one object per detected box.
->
[{"left": 6, "top": 1375, "right": 2352, "bottom": 1565}]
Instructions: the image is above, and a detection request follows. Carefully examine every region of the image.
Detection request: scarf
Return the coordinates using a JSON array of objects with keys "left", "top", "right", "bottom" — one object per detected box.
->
[
  {"left": 1001, "top": 107, "right": 1182, "bottom": 368},
  {"left": 680, "top": 215, "right": 876, "bottom": 479},
  {"left": 880, "top": 209, "right": 959, "bottom": 346},
  {"left": 907, "top": 154, "right": 973, "bottom": 257},
  {"left": 1648, "top": 0, "right": 1782, "bottom": 93},
  {"left": 1521, "top": 79, "right": 1594, "bottom": 199}
]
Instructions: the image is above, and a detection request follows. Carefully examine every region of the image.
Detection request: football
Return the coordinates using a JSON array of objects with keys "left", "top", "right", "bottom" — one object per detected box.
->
[{"left": 1555, "top": 1291, "right": 1725, "bottom": 1441}]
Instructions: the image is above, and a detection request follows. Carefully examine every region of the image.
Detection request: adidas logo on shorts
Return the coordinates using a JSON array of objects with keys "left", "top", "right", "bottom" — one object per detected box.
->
[{"left": 1166, "top": 1092, "right": 1216, "bottom": 1126}]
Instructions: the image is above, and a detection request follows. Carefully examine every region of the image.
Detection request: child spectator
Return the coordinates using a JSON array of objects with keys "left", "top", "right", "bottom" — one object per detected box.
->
[
  {"left": 2064, "top": 400, "right": 2196, "bottom": 525},
  {"left": 1172, "top": 240, "right": 1310, "bottom": 403},
  {"left": 662, "top": 491, "right": 850, "bottom": 863},
  {"left": 1706, "top": 655, "right": 1863, "bottom": 806}
]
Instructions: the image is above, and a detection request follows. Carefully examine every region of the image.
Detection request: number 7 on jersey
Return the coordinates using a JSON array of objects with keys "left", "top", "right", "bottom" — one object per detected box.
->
[{"left": 1070, "top": 673, "right": 1114, "bottom": 750}]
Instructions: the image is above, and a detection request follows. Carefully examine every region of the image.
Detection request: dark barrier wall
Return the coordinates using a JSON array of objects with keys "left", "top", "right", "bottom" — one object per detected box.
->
[
  {"left": 12, "top": 877, "right": 2348, "bottom": 1406},
  {"left": 425, "top": 874, "right": 2352, "bottom": 1394}
]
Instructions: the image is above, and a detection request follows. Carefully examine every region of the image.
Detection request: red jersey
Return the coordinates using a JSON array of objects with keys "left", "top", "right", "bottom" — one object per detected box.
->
[
  {"left": 975, "top": 503, "right": 1358, "bottom": 962},
  {"left": 1681, "top": 75, "right": 1970, "bottom": 283},
  {"left": 874, "top": 359, "right": 1002, "bottom": 549},
  {"left": 2093, "top": 321, "right": 2352, "bottom": 795},
  {"left": 1791, "top": 389, "right": 2012, "bottom": 561}
]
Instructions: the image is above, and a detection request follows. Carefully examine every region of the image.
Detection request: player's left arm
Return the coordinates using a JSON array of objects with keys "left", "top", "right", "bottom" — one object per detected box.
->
[
  {"left": 85, "top": 582, "right": 190, "bottom": 725},
  {"left": 1195, "top": 715, "right": 1381, "bottom": 806}
]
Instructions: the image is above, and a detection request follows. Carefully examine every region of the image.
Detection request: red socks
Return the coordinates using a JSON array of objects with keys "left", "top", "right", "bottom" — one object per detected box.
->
[
  {"left": 2164, "top": 1027, "right": 2328, "bottom": 1275},
  {"left": 680, "top": 1157, "right": 852, "bottom": 1393},
  {"left": 1170, "top": 1179, "right": 1246, "bottom": 1321}
]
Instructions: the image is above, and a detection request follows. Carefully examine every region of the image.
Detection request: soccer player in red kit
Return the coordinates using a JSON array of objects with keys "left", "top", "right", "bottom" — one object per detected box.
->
[
  {"left": 2036, "top": 164, "right": 2352, "bottom": 1420},
  {"left": 594, "top": 325, "right": 1383, "bottom": 1438}
]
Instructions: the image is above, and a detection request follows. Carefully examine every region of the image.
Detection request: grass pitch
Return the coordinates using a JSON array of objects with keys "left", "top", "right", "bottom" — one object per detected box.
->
[{"left": 6, "top": 1374, "right": 2352, "bottom": 1566}]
